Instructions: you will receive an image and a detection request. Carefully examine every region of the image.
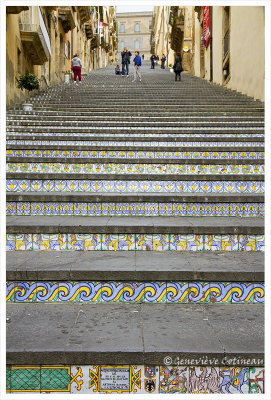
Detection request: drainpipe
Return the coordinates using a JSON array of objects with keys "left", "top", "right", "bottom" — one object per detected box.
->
[{"left": 210, "top": 6, "right": 213, "bottom": 81}]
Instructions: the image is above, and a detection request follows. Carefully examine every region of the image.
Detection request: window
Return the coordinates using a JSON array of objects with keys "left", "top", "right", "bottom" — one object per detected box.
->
[
  {"left": 135, "top": 23, "right": 140, "bottom": 32},
  {"left": 120, "top": 24, "right": 125, "bottom": 33}
]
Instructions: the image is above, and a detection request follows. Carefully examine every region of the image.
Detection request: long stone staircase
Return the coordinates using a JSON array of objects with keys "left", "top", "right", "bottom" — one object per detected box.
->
[{"left": 6, "top": 64, "right": 264, "bottom": 394}]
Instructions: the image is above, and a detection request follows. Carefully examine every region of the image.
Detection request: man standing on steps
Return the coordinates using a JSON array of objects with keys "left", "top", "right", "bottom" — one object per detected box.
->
[
  {"left": 121, "top": 47, "right": 132, "bottom": 76},
  {"left": 71, "top": 54, "right": 82, "bottom": 84},
  {"left": 150, "top": 54, "right": 155, "bottom": 69},
  {"left": 161, "top": 54, "right": 166, "bottom": 69},
  {"left": 132, "top": 51, "right": 142, "bottom": 82}
]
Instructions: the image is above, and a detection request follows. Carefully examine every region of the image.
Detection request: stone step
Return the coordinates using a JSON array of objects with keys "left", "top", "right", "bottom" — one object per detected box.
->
[
  {"left": 7, "top": 110, "right": 264, "bottom": 117},
  {"left": 6, "top": 144, "right": 264, "bottom": 152},
  {"left": 6, "top": 118, "right": 264, "bottom": 125},
  {"left": 6, "top": 250, "right": 264, "bottom": 281},
  {"left": 6, "top": 303, "right": 264, "bottom": 366},
  {"left": 6, "top": 120, "right": 264, "bottom": 128},
  {"left": 6, "top": 134, "right": 264, "bottom": 144},
  {"left": 6, "top": 114, "right": 265, "bottom": 120},
  {"left": 6, "top": 215, "right": 264, "bottom": 234}
]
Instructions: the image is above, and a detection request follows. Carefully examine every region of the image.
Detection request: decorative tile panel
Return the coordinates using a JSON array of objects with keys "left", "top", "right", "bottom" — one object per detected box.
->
[{"left": 6, "top": 281, "right": 264, "bottom": 303}]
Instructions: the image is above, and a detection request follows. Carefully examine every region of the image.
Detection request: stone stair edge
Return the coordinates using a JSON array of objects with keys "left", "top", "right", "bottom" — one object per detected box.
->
[
  {"left": 6, "top": 192, "right": 264, "bottom": 203},
  {"left": 6, "top": 172, "right": 264, "bottom": 181},
  {"left": 6, "top": 250, "right": 264, "bottom": 282}
]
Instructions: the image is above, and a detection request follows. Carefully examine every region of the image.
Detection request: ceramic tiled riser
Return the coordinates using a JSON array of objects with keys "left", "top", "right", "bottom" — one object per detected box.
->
[
  {"left": 6, "top": 365, "right": 264, "bottom": 394},
  {"left": 6, "top": 163, "right": 264, "bottom": 174},
  {"left": 6, "top": 180, "right": 265, "bottom": 193},
  {"left": 6, "top": 139, "right": 265, "bottom": 146},
  {"left": 6, "top": 149, "right": 265, "bottom": 159},
  {"left": 6, "top": 202, "right": 265, "bottom": 217},
  {"left": 6, "top": 234, "right": 265, "bottom": 251},
  {"left": 6, "top": 281, "right": 264, "bottom": 303}
]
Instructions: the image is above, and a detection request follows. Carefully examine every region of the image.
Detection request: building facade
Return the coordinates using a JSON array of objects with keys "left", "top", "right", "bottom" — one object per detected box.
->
[
  {"left": 193, "top": 6, "right": 264, "bottom": 101},
  {"left": 116, "top": 12, "right": 152, "bottom": 60},
  {"left": 152, "top": 6, "right": 193, "bottom": 71},
  {"left": 6, "top": 6, "right": 117, "bottom": 107}
]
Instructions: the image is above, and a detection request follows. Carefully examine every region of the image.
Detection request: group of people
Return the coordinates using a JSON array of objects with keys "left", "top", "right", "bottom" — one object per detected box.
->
[
  {"left": 70, "top": 49, "right": 183, "bottom": 85},
  {"left": 116, "top": 47, "right": 142, "bottom": 82}
]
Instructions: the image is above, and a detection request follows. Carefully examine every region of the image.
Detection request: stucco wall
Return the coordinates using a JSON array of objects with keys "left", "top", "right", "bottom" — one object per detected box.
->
[
  {"left": 228, "top": 6, "right": 264, "bottom": 100},
  {"left": 212, "top": 7, "right": 223, "bottom": 85}
]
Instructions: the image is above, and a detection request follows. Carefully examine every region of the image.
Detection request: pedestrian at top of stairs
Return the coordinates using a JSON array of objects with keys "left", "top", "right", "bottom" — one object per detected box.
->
[
  {"left": 121, "top": 48, "right": 132, "bottom": 76},
  {"left": 132, "top": 51, "right": 142, "bottom": 82},
  {"left": 71, "top": 54, "right": 82, "bottom": 84},
  {"left": 150, "top": 54, "right": 155, "bottom": 69},
  {"left": 173, "top": 52, "right": 183, "bottom": 82},
  {"left": 161, "top": 54, "right": 166, "bottom": 69}
]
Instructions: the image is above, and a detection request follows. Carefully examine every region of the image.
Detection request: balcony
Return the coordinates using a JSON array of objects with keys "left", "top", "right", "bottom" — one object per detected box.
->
[
  {"left": 58, "top": 7, "right": 76, "bottom": 33},
  {"left": 6, "top": 6, "right": 29, "bottom": 14},
  {"left": 77, "top": 6, "right": 91, "bottom": 23},
  {"left": 19, "top": 23, "right": 51, "bottom": 65},
  {"left": 85, "top": 22, "right": 93, "bottom": 40}
]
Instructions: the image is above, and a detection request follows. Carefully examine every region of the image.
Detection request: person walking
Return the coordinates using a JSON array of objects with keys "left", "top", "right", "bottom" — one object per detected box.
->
[
  {"left": 142, "top": 54, "right": 144, "bottom": 60},
  {"left": 150, "top": 54, "right": 155, "bottom": 69},
  {"left": 121, "top": 47, "right": 132, "bottom": 76},
  {"left": 161, "top": 54, "right": 166, "bottom": 69},
  {"left": 132, "top": 51, "right": 142, "bottom": 82},
  {"left": 173, "top": 52, "right": 183, "bottom": 81},
  {"left": 71, "top": 54, "right": 82, "bottom": 84}
]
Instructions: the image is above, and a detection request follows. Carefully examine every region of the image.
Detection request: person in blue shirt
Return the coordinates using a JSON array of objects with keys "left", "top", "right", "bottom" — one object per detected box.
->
[{"left": 132, "top": 51, "right": 142, "bottom": 82}]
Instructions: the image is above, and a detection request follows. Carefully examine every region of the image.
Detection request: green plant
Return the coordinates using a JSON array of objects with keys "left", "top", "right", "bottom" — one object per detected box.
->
[
  {"left": 17, "top": 73, "right": 40, "bottom": 101},
  {"left": 169, "top": 63, "right": 173, "bottom": 67}
]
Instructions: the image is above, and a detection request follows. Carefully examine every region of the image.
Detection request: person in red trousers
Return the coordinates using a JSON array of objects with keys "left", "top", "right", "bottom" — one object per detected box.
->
[{"left": 71, "top": 54, "right": 82, "bottom": 84}]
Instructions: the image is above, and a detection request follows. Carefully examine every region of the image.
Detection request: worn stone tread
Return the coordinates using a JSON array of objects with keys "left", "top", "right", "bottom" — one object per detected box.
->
[
  {"left": 6, "top": 303, "right": 264, "bottom": 365},
  {"left": 6, "top": 192, "right": 264, "bottom": 203},
  {"left": 6, "top": 251, "right": 264, "bottom": 282},
  {"left": 6, "top": 215, "right": 264, "bottom": 234}
]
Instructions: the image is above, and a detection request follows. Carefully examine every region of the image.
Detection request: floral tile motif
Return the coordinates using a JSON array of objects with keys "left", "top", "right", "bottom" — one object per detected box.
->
[
  {"left": 249, "top": 367, "right": 264, "bottom": 393},
  {"left": 6, "top": 234, "right": 16, "bottom": 251},
  {"left": 221, "top": 235, "right": 239, "bottom": 251},
  {"left": 204, "top": 235, "right": 222, "bottom": 251},
  {"left": 49, "top": 234, "right": 68, "bottom": 250},
  {"left": 136, "top": 234, "right": 153, "bottom": 251},
  {"left": 219, "top": 367, "right": 249, "bottom": 394},
  {"left": 189, "top": 367, "right": 220, "bottom": 393},
  {"left": 15, "top": 234, "right": 33, "bottom": 250},
  {"left": 159, "top": 366, "right": 189, "bottom": 393},
  {"left": 153, "top": 234, "right": 170, "bottom": 251}
]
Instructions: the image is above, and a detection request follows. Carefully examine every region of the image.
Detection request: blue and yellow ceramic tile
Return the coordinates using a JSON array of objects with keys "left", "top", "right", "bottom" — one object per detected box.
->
[
  {"left": 166, "top": 282, "right": 189, "bottom": 303},
  {"left": 122, "top": 282, "right": 145, "bottom": 302}
]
